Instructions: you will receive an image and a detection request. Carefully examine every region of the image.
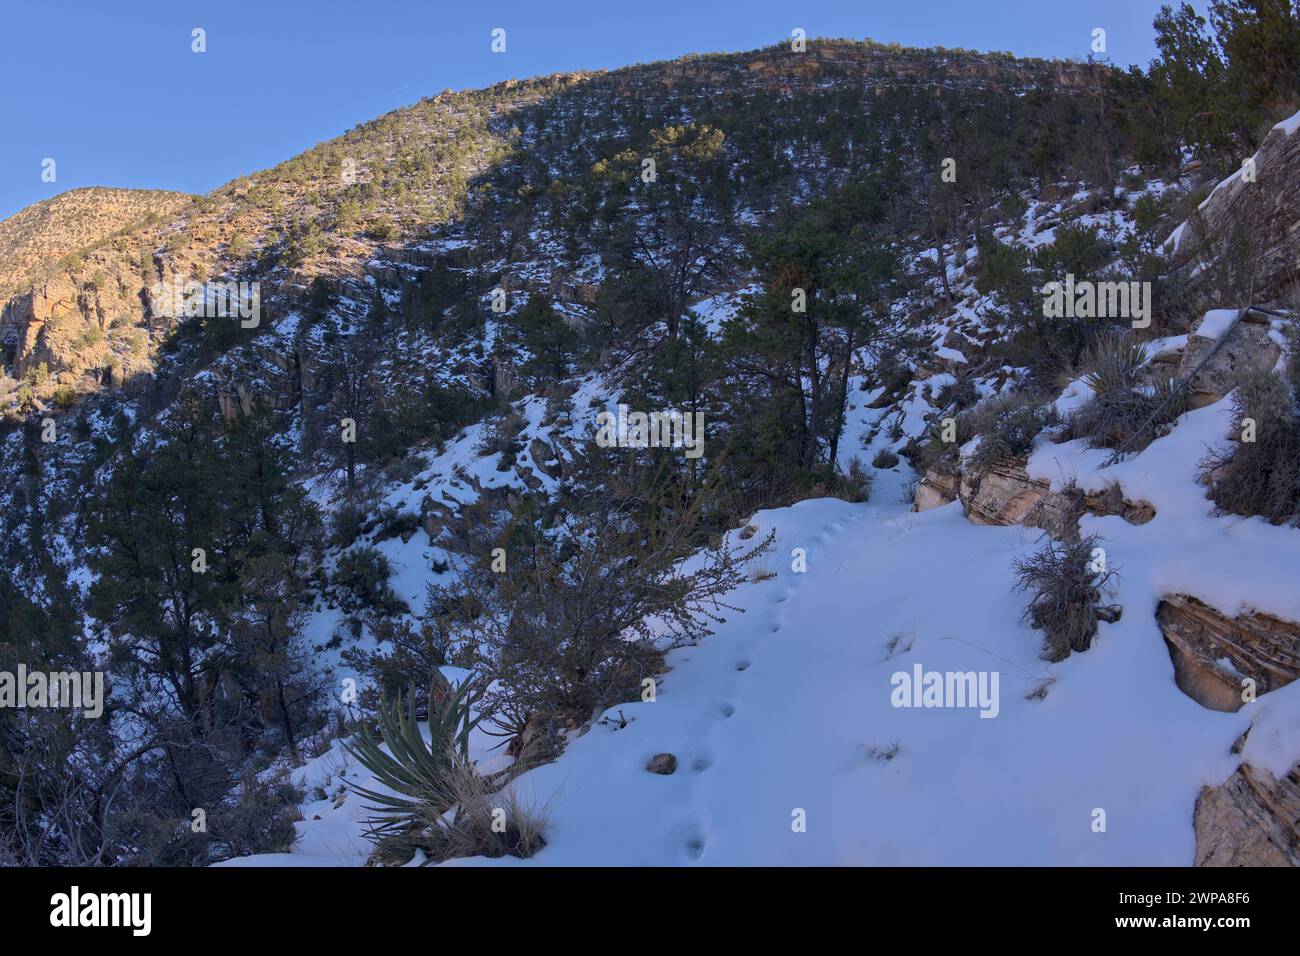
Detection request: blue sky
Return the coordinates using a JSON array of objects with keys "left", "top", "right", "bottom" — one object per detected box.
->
[{"left": 1, "top": 0, "right": 1179, "bottom": 221}]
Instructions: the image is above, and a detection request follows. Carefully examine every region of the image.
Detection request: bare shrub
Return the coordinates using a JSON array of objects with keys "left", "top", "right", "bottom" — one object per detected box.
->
[
  {"left": 1013, "top": 533, "right": 1120, "bottom": 662},
  {"left": 1202, "top": 369, "right": 1300, "bottom": 523},
  {"left": 432, "top": 450, "right": 773, "bottom": 729},
  {"left": 201, "top": 771, "right": 304, "bottom": 862}
]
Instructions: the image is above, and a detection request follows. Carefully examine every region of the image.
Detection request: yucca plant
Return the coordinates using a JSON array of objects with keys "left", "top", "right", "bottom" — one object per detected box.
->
[
  {"left": 343, "top": 670, "right": 489, "bottom": 847},
  {"left": 1148, "top": 375, "right": 1189, "bottom": 425},
  {"left": 1081, "top": 332, "right": 1149, "bottom": 397}
]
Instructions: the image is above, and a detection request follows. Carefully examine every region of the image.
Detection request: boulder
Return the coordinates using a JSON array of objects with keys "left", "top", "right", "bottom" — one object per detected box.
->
[
  {"left": 513, "top": 463, "right": 543, "bottom": 491},
  {"left": 1176, "top": 312, "right": 1282, "bottom": 408},
  {"left": 528, "top": 436, "right": 562, "bottom": 479}
]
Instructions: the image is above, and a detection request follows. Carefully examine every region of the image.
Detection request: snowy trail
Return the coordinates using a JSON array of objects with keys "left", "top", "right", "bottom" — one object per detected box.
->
[{"left": 451, "top": 468, "right": 1247, "bottom": 866}]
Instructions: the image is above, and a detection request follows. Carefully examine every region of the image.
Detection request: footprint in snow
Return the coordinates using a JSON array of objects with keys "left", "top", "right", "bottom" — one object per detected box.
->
[{"left": 688, "top": 745, "right": 715, "bottom": 774}]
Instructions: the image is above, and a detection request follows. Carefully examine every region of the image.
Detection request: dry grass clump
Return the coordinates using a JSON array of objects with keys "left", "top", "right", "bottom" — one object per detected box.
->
[
  {"left": 872, "top": 447, "right": 901, "bottom": 469},
  {"left": 431, "top": 759, "right": 550, "bottom": 862},
  {"left": 1069, "top": 377, "right": 1187, "bottom": 451}
]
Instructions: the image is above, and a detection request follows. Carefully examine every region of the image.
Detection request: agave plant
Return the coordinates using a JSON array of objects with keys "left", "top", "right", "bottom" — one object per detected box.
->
[{"left": 343, "top": 670, "right": 489, "bottom": 843}]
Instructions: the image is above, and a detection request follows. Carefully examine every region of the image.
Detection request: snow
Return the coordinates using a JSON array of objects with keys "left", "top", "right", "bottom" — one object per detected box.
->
[
  {"left": 442, "top": 473, "right": 1245, "bottom": 865},
  {"left": 1193, "top": 308, "right": 1240, "bottom": 340},
  {"left": 1241, "top": 681, "right": 1300, "bottom": 779},
  {"left": 1163, "top": 221, "right": 1187, "bottom": 254},
  {"left": 1052, "top": 375, "right": 1095, "bottom": 418},
  {"left": 691, "top": 285, "right": 759, "bottom": 334},
  {"left": 1273, "top": 108, "right": 1300, "bottom": 137}
]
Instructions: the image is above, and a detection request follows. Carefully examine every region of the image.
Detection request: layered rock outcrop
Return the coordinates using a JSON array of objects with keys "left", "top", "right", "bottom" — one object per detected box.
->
[
  {"left": 1157, "top": 595, "right": 1300, "bottom": 713},
  {"left": 1195, "top": 760, "right": 1300, "bottom": 866},
  {"left": 1156, "top": 595, "right": 1300, "bottom": 866},
  {"left": 915, "top": 457, "right": 1154, "bottom": 533},
  {"left": 913, "top": 466, "right": 959, "bottom": 512}
]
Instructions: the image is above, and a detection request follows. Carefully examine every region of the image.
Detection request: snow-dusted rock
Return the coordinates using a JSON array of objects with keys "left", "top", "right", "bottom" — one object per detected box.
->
[{"left": 1177, "top": 311, "right": 1282, "bottom": 408}]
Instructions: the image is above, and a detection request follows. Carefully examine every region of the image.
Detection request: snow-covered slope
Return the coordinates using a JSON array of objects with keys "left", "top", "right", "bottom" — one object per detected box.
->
[{"left": 210, "top": 163, "right": 1300, "bottom": 868}]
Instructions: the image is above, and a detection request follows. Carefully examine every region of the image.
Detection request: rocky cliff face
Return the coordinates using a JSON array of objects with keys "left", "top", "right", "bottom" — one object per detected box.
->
[
  {"left": 1175, "top": 115, "right": 1300, "bottom": 304},
  {"left": 2, "top": 271, "right": 153, "bottom": 384},
  {"left": 0, "top": 187, "right": 190, "bottom": 301}
]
